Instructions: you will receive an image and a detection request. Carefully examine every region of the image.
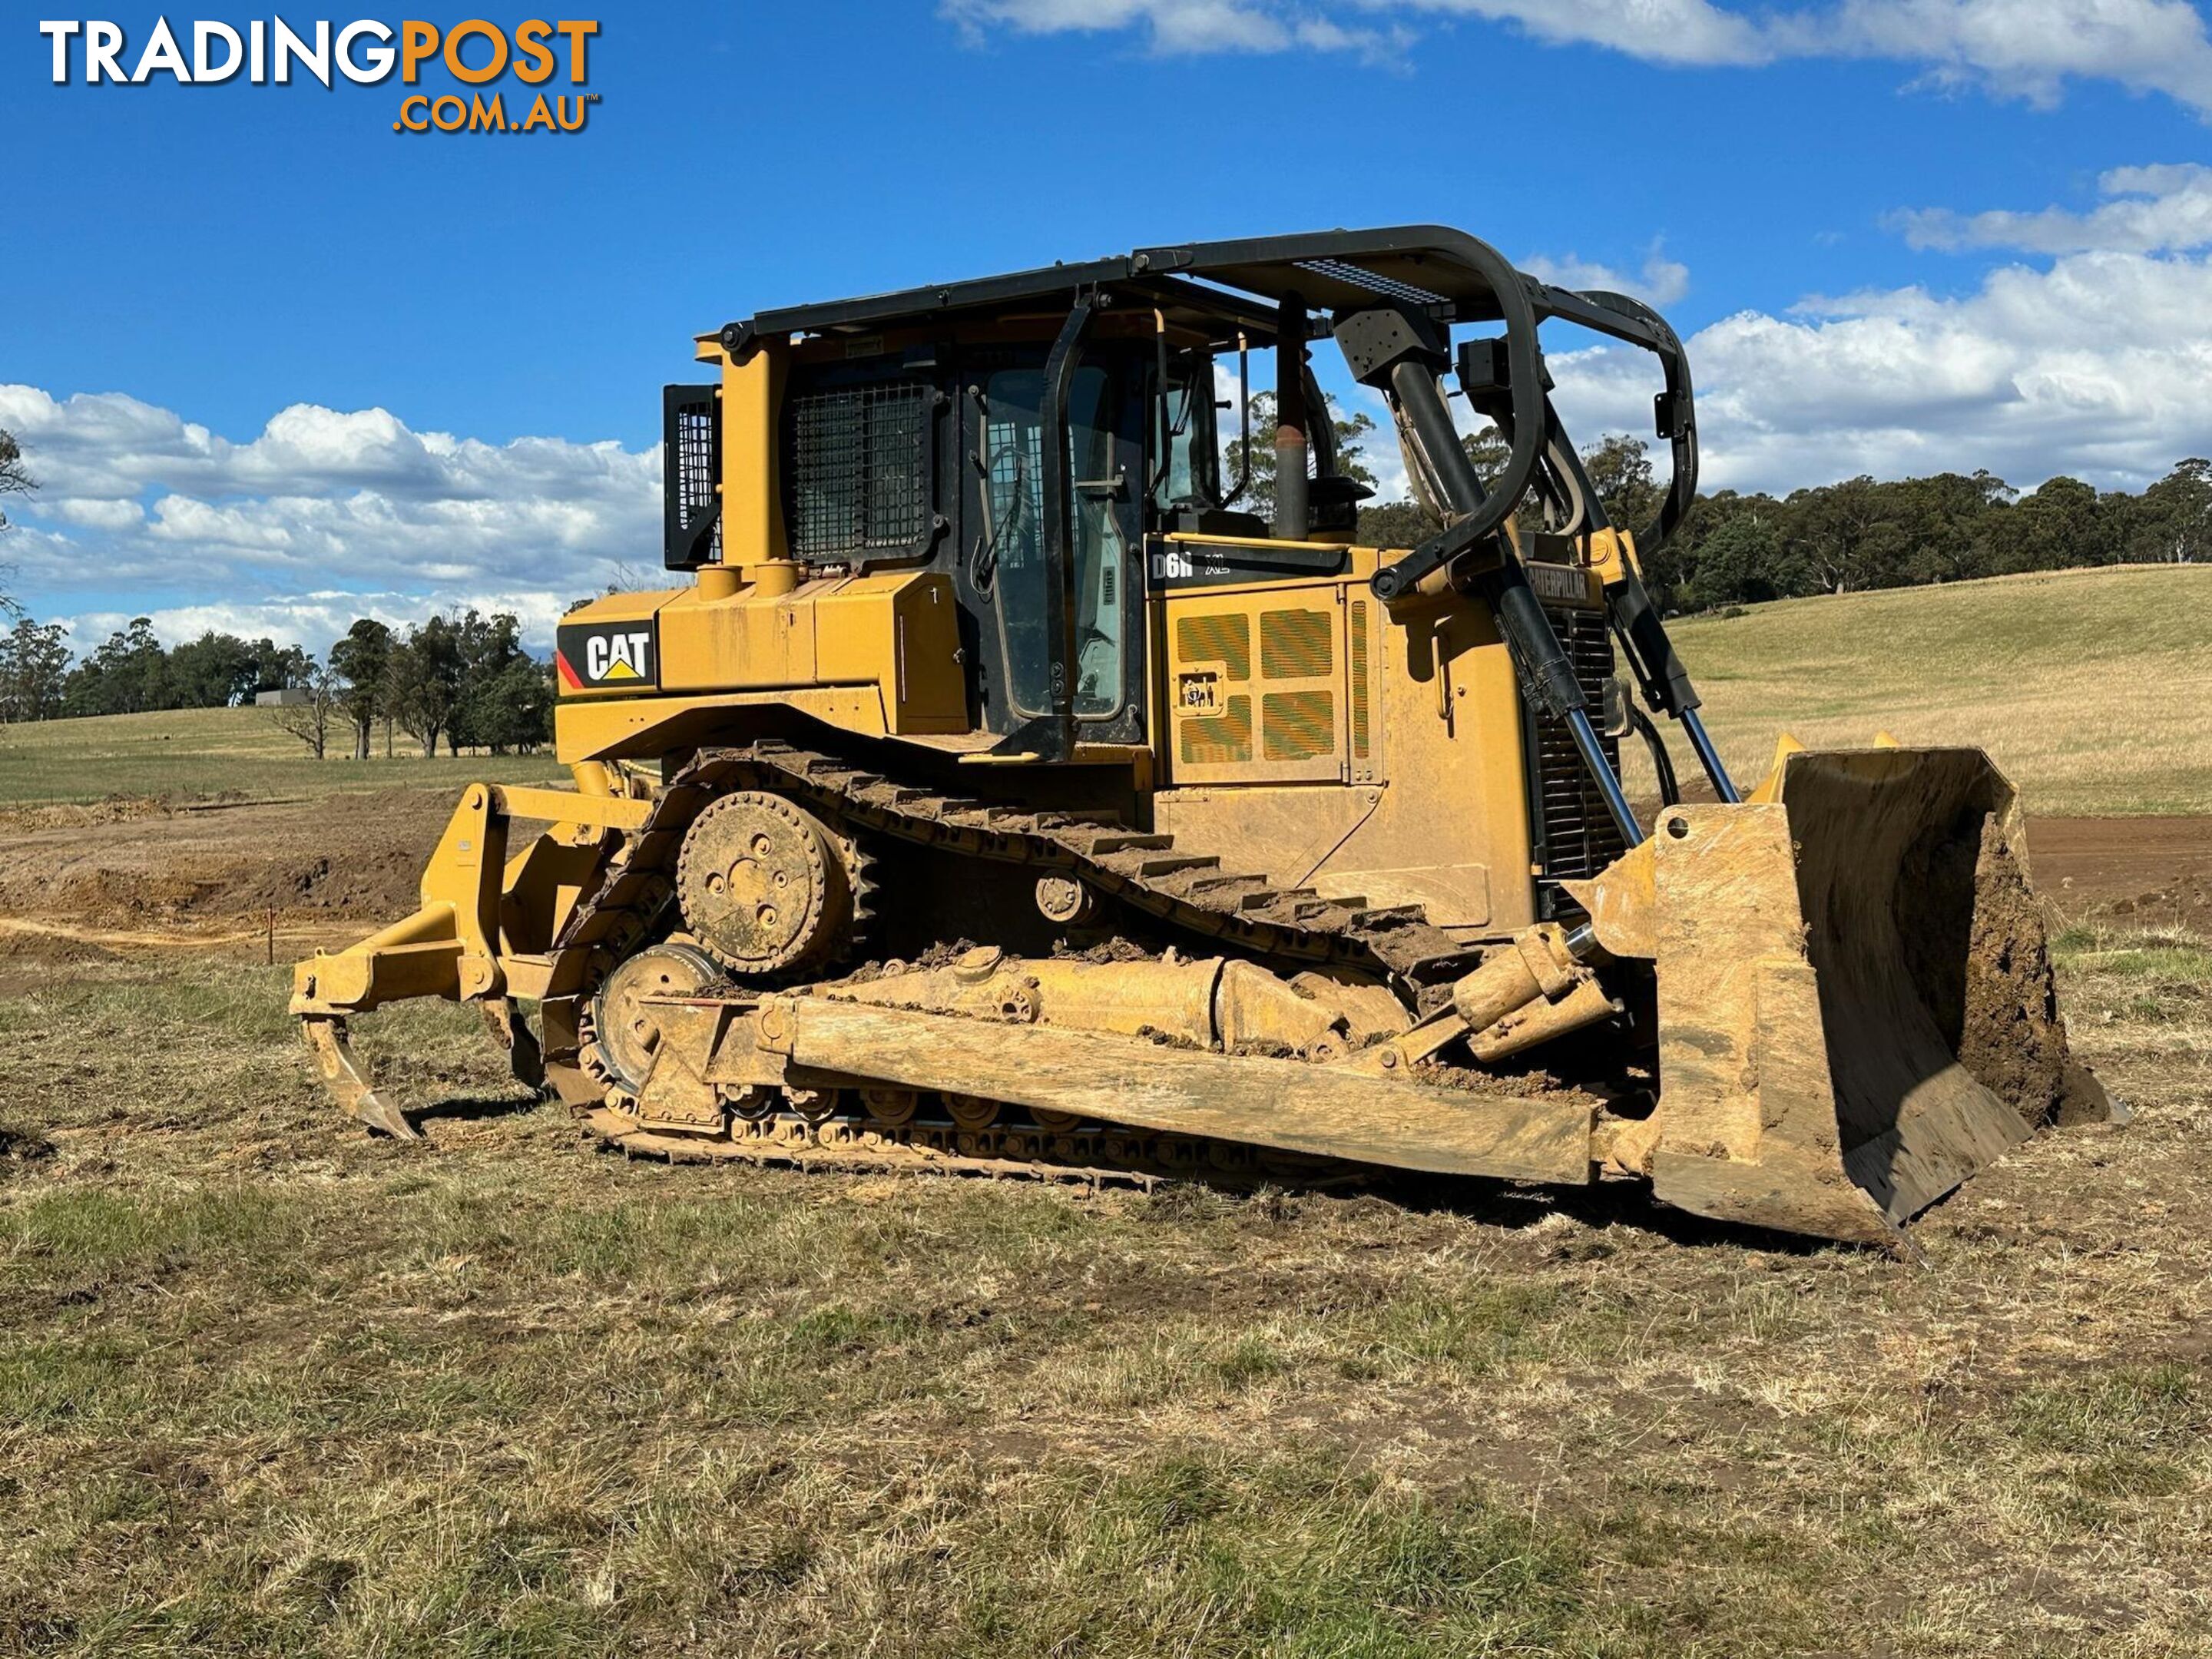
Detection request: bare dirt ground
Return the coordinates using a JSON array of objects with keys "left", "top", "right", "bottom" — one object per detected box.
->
[
  {"left": 0, "top": 790, "right": 452, "bottom": 936},
  {"left": 2031, "top": 816, "right": 2212, "bottom": 938},
  {"left": 5, "top": 787, "right": 2202, "bottom": 942},
  {"left": 2, "top": 790, "right": 2210, "bottom": 1654}
]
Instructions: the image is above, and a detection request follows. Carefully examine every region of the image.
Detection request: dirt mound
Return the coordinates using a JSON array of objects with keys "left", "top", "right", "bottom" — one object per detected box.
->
[
  {"left": 0, "top": 787, "right": 454, "bottom": 929},
  {"left": 224, "top": 843, "right": 435, "bottom": 918},
  {"left": 1956, "top": 817, "right": 2097, "bottom": 1128}
]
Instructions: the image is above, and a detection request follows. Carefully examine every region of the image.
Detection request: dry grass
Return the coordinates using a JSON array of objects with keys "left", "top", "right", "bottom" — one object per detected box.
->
[
  {"left": 1, "top": 922, "right": 2207, "bottom": 1656},
  {"left": 3, "top": 572, "right": 2209, "bottom": 1651},
  {"left": 0, "top": 707, "right": 559, "bottom": 807},
  {"left": 1651, "top": 565, "right": 2212, "bottom": 816}
]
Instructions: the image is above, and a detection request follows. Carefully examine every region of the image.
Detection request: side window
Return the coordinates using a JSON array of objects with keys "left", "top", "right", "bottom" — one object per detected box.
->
[
  {"left": 977, "top": 363, "right": 1122, "bottom": 718},
  {"left": 1068, "top": 368, "right": 1124, "bottom": 717},
  {"left": 1150, "top": 351, "right": 1219, "bottom": 514},
  {"left": 780, "top": 367, "right": 938, "bottom": 565}
]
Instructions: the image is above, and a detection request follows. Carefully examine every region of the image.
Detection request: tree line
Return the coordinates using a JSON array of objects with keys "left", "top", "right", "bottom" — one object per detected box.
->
[
  {"left": 269, "top": 612, "right": 556, "bottom": 760},
  {"left": 1217, "top": 395, "right": 2206, "bottom": 611},
  {"left": 1343, "top": 423, "right": 2210, "bottom": 612},
  {"left": 0, "top": 607, "right": 554, "bottom": 759}
]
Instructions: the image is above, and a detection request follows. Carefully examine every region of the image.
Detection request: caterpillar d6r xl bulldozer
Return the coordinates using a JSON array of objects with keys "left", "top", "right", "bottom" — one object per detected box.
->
[{"left": 293, "top": 227, "right": 2111, "bottom": 1249}]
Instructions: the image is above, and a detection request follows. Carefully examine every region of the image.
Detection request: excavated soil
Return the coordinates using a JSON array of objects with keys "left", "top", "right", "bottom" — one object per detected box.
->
[
  {"left": 0, "top": 789, "right": 452, "bottom": 930},
  {"left": 2027, "top": 814, "right": 2212, "bottom": 935},
  {"left": 1958, "top": 817, "right": 2075, "bottom": 1128}
]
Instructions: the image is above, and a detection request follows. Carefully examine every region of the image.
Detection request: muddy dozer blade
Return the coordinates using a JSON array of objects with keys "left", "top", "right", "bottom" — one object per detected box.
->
[{"left": 1628, "top": 747, "right": 2110, "bottom": 1248}]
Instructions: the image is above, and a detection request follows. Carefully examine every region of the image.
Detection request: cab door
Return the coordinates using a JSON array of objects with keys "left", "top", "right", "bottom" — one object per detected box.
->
[{"left": 958, "top": 345, "right": 1147, "bottom": 749}]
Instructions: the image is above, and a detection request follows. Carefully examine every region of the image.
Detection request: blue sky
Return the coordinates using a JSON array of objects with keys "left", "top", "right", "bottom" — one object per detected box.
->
[{"left": 5, "top": 0, "right": 2211, "bottom": 648}]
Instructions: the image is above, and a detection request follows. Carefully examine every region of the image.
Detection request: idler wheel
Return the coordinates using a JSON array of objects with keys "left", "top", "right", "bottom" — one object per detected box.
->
[
  {"left": 591, "top": 941, "right": 723, "bottom": 1094},
  {"left": 862, "top": 1087, "right": 919, "bottom": 1128},
  {"left": 676, "top": 791, "right": 857, "bottom": 976}
]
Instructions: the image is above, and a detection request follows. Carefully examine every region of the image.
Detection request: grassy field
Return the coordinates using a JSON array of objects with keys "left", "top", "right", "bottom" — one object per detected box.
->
[
  {"left": 1659, "top": 564, "right": 2212, "bottom": 817},
  {"left": 0, "top": 706, "right": 561, "bottom": 807},
  {"left": 2, "top": 569, "right": 2208, "bottom": 1654},
  {"left": 3, "top": 565, "right": 2207, "bottom": 818},
  {"left": 0, "top": 926, "right": 2206, "bottom": 1655}
]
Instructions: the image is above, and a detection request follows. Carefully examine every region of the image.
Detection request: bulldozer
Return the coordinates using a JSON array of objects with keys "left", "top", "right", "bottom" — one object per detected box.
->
[{"left": 292, "top": 227, "right": 2111, "bottom": 1250}]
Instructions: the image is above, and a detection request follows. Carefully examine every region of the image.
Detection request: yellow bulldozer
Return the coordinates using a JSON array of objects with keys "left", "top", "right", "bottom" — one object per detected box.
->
[{"left": 293, "top": 227, "right": 2110, "bottom": 1249}]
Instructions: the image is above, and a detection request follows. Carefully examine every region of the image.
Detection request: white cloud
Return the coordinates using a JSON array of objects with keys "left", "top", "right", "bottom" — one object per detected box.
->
[
  {"left": 1895, "top": 162, "right": 2212, "bottom": 253},
  {"left": 1545, "top": 247, "right": 2212, "bottom": 493},
  {"left": 943, "top": 0, "right": 2212, "bottom": 114},
  {"left": 1400, "top": 0, "right": 1767, "bottom": 65},
  {"left": 943, "top": 0, "right": 1407, "bottom": 57},
  {"left": 1798, "top": 0, "right": 2212, "bottom": 112},
  {"left": 1522, "top": 246, "right": 1690, "bottom": 306},
  {"left": 0, "top": 385, "right": 657, "bottom": 649}
]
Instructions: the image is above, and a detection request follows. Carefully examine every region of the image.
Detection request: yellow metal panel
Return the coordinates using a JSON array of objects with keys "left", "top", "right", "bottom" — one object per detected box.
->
[
  {"left": 812, "top": 572, "right": 964, "bottom": 729},
  {"left": 809, "top": 572, "right": 919, "bottom": 688},
  {"left": 1307, "top": 594, "right": 1531, "bottom": 932},
  {"left": 563, "top": 588, "right": 672, "bottom": 627},
  {"left": 555, "top": 687, "right": 891, "bottom": 764},
  {"left": 721, "top": 342, "right": 787, "bottom": 571},
  {"left": 1161, "top": 580, "right": 1344, "bottom": 785},
  {"left": 657, "top": 575, "right": 820, "bottom": 690},
  {"left": 890, "top": 572, "right": 966, "bottom": 727}
]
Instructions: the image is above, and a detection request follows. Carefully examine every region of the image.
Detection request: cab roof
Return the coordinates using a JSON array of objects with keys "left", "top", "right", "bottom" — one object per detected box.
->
[{"left": 712, "top": 226, "right": 1670, "bottom": 358}]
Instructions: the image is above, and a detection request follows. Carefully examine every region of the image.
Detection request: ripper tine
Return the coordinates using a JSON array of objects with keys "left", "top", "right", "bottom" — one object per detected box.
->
[{"left": 300, "top": 1017, "right": 419, "bottom": 1141}]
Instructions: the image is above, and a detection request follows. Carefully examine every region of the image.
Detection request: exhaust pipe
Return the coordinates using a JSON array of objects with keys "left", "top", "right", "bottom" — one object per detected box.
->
[{"left": 1273, "top": 293, "right": 1309, "bottom": 540}]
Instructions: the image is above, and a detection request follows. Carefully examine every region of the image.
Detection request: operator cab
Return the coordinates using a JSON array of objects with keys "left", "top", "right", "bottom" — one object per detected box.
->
[{"left": 667, "top": 229, "right": 1728, "bottom": 908}]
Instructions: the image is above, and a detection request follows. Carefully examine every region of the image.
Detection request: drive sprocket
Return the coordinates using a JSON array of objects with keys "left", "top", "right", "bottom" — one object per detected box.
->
[{"left": 674, "top": 790, "right": 866, "bottom": 977}]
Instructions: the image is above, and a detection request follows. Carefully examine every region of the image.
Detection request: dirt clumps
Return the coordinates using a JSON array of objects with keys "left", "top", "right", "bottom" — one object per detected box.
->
[
  {"left": 0, "top": 1121, "right": 56, "bottom": 1172},
  {"left": 2029, "top": 815, "right": 2212, "bottom": 935},
  {"left": 1959, "top": 818, "right": 2110, "bottom": 1130}
]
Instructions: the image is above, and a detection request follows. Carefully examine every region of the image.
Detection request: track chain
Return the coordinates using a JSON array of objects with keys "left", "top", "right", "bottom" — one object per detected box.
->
[
  {"left": 545, "top": 738, "right": 1475, "bottom": 1157},
  {"left": 578, "top": 1104, "right": 1353, "bottom": 1190}
]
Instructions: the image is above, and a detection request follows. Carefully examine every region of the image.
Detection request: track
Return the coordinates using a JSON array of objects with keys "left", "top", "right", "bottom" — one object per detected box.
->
[
  {"left": 544, "top": 738, "right": 1478, "bottom": 1167},
  {"left": 576, "top": 1102, "right": 1353, "bottom": 1189}
]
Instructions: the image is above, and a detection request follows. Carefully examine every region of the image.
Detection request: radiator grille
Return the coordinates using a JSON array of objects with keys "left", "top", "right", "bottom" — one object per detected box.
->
[
  {"left": 1532, "top": 607, "right": 1628, "bottom": 883},
  {"left": 1262, "top": 690, "right": 1334, "bottom": 760},
  {"left": 781, "top": 379, "right": 932, "bottom": 561},
  {"left": 1348, "top": 600, "right": 1370, "bottom": 760},
  {"left": 1180, "top": 694, "right": 1252, "bottom": 765},
  {"left": 1176, "top": 612, "right": 1251, "bottom": 680},
  {"left": 1260, "top": 608, "right": 1333, "bottom": 679}
]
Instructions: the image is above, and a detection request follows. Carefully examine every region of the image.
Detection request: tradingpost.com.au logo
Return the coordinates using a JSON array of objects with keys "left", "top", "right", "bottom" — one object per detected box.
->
[{"left": 38, "top": 18, "right": 601, "bottom": 134}]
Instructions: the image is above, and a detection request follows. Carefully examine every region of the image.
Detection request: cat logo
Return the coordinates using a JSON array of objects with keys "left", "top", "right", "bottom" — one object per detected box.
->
[{"left": 555, "top": 618, "right": 657, "bottom": 693}]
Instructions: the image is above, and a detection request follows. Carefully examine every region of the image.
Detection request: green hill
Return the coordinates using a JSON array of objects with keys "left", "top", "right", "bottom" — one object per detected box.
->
[
  {"left": 0, "top": 705, "right": 561, "bottom": 807},
  {"left": 1647, "top": 563, "right": 2212, "bottom": 817},
  {"left": 3, "top": 565, "right": 2204, "bottom": 816}
]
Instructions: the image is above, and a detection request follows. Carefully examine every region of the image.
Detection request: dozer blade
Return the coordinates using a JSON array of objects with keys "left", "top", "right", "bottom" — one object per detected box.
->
[
  {"left": 1601, "top": 746, "right": 2110, "bottom": 1248},
  {"left": 300, "top": 1016, "right": 419, "bottom": 1141}
]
